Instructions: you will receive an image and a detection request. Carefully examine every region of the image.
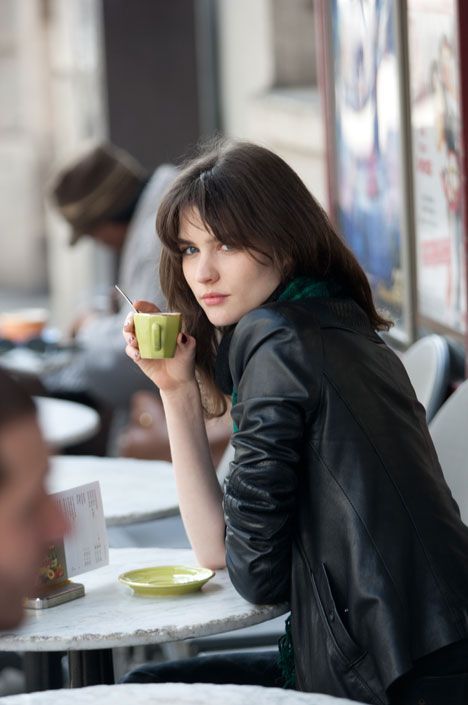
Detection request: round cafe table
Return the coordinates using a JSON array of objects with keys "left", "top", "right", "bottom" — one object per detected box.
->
[
  {"left": 0, "top": 682, "right": 364, "bottom": 705},
  {"left": 47, "top": 456, "right": 179, "bottom": 526},
  {"left": 35, "top": 396, "right": 100, "bottom": 449},
  {"left": 0, "top": 548, "right": 288, "bottom": 689}
]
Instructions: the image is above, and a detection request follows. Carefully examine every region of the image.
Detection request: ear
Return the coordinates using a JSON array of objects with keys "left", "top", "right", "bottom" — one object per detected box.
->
[{"left": 281, "top": 257, "right": 295, "bottom": 280}]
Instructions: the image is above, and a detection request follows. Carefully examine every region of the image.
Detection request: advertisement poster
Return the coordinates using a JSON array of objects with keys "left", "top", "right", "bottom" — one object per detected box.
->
[
  {"left": 331, "top": 0, "right": 408, "bottom": 335},
  {"left": 408, "top": 0, "right": 466, "bottom": 333}
]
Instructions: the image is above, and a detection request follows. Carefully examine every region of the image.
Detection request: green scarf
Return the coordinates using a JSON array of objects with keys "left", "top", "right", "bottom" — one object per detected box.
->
[
  {"left": 277, "top": 274, "right": 340, "bottom": 302},
  {"left": 229, "top": 276, "right": 338, "bottom": 689}
]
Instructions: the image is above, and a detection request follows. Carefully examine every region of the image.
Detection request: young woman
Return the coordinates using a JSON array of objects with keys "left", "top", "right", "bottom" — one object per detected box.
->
[{"left": 122, "top": 140, "right": 468, "bottom": 704}]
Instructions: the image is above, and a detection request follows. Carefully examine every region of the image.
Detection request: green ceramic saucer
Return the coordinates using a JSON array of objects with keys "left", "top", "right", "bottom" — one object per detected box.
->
[{"left": 118, "top": 564, "right": 215, "bottom": 596}]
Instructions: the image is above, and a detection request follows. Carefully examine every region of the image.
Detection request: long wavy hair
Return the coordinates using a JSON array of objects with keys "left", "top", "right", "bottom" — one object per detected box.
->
[{"left": 157, "top": 139, "right": 392, "bottom": 416}]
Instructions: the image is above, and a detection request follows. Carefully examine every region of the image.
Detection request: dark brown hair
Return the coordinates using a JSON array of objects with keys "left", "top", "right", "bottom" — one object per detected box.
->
[
  {"left": 157, "top": 138, "right": 392, "bottom": 416},
  {"left": 0, "top": 370, "right": 37, "bottom": 484}
]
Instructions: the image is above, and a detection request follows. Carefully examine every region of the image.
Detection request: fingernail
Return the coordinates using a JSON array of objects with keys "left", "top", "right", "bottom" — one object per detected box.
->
[
  {"left": 129, "top": 335, "right": 135, "bottom": 344},
  {"left": 134, "top": 350, "right": 140, "bottom": 360},
  {"left": 181, "top": 333, "right": 187, "bottom": 344}
]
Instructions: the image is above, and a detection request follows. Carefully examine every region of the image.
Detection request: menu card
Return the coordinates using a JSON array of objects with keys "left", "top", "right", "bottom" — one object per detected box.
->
[{"left": 39, "top": 481, "right": 109, "bottom": 588}]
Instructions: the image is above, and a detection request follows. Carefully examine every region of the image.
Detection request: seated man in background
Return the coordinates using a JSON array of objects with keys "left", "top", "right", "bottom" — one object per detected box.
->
[
  {"left": 0, "top": 369, "right": 67, "bottom": 629},
  {"left": 46, "top": 142, "right": 176, "bottom": 418}
]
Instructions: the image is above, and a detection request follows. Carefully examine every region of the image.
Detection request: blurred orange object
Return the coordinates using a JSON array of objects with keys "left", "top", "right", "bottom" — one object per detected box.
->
[{"left": 0, "top": 308, "right": 48, "bottom": 343}]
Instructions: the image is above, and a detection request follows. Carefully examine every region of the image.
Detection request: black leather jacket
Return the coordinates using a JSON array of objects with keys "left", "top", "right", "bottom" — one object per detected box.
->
[{"left": 223, "top": 297, "right": 468, "bottom": 704}]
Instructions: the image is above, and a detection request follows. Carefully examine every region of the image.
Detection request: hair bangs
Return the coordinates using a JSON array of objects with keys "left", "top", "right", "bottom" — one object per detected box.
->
[{"left": 192, "top": 172, "right": 272, "bottom": 260}]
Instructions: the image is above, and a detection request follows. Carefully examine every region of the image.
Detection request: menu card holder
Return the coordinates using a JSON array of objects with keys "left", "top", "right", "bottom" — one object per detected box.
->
[
  {"left": 25, "top": 481, "right": 108, "bottom": 610},
  {"left": 24, "top": 581, "right": 85, "bottom": 610}
]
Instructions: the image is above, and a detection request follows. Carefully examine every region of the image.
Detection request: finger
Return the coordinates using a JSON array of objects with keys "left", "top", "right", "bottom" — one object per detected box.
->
[
  {"left": 125, "top": 343, "right": 141, "bottom": 362},
  {"left": 122, "top": 314, "right": 137, "bottom": 345},
  {"left": 123, "top": 332, "right": 138, "bottom": 347},
  {"left": 177, "top": 332, "right": 196, "bottom": 350},
  {"left": 134, "top": 300, "right": 160, "bottom": 314},
  {"left": 123, "top": 312, "right": 134, "bottom": 332}
]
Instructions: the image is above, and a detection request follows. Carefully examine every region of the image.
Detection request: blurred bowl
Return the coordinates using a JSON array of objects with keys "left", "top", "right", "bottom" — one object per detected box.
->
[{"left": 0, "top": 308, "right": 49, "bottom": 343}]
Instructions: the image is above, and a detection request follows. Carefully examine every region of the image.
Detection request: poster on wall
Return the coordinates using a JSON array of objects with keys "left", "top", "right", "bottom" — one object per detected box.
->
[
  {"left": 407, "top": 0, "right": 466, "bottom": 334},
  {"left": 330, "top": 0, "right": 410, "bottom": 339}
]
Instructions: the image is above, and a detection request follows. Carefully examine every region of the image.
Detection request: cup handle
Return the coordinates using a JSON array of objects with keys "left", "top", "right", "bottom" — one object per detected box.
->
[{"left": 151, "top": 322, "right": 162, "bottom": 351}]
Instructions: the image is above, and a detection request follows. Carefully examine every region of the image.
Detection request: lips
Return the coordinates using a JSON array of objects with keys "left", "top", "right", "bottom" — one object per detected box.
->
[{"left": 201, "top": 293, "right": 229, "bottom": 306}]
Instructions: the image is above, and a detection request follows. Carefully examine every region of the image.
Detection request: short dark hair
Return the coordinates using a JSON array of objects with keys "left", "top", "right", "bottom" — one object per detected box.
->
[
  {"left": 0, "top": 370, "right": 37, "bottom": 485},
  {"left": 157, "top": 138, "right": 392, "bottom": 416}
]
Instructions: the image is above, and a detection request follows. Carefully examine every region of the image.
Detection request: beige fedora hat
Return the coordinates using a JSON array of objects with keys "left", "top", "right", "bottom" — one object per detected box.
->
[{"left": 50, "top": 142, "right": 148, "bottom": 244}]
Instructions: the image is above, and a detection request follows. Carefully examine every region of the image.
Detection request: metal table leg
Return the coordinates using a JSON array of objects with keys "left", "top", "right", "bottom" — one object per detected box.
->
[
  {"left": 68, "top": 648, "right": 114, "bottom": 687},
  {"left": 24, "top": 652, "right": 64, "bottom": 691}
]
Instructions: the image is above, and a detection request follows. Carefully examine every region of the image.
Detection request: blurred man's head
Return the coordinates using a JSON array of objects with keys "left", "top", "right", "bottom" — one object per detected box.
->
[
  {"left": 0, "top": 371, "right": 68, "bottom": 629},
  {"left": 50, "top": 142, "right": 148, "bottom": 250}
]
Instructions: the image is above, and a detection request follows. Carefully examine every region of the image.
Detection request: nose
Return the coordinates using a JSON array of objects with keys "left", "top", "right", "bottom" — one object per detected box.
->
[{"left": 195, "top": 251, "right": 219, "bottom": 284}]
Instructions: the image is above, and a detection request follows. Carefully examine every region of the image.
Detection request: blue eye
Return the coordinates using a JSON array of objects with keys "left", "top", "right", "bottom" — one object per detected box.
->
[{"left": 181, "top": 245, "right": 198, "bottom": 256}]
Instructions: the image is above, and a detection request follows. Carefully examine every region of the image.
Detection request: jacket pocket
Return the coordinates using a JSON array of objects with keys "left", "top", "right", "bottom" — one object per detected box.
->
[
  {"left": 295, "top": 546, "right": 386, "bottom": 703},
  {"left": 312, "top": 562, "right": 387, "bottom": 703},
  {"left": 312, "top": 561, "right": 366, "bottom": 668}
]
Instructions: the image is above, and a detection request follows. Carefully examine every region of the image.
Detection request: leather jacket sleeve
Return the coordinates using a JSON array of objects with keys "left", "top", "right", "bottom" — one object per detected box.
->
[{"left": 224, "top": 306, "right": 322, "bottom": 604}]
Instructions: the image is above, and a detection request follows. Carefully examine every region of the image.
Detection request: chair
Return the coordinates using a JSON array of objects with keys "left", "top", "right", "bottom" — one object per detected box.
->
[
  {"left": 401, "top": 335, "right": 450, "bottom": 422},
  {"left": 429, "top": 379, "right": 468, "bottom": 525}
]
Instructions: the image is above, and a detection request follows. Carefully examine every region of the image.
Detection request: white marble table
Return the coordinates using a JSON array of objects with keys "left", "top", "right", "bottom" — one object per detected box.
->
[
  {"left": 47, "top": 456, "right": 179, "bottom": 526},
  {"left": 0, "top": 683, "right": 364, "bottom": 705},
  {"left": 0, "top": 548, "right": 288, "bottom": 688},
  {"left": 0, "top": 548, "right": 286, "bottom": 652},
  {"left": 35, "top": 396, "right": 100, "bottom": 449},
  {"left": 0, "top": 346, "right": 73, "bottom": 377}
]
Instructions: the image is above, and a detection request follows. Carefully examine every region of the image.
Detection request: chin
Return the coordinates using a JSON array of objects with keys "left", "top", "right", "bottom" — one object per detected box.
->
[
  {"left": 205, "top": 306, "right": 248, "bottom": 327},
  {"left": 206, "top": 312, "right": 240, "bottom": 327},
  {"left": 0, "top": 602, "right": 24, "bottom": 631},
  {"left": 0, "top": 571, "right": 33, "bottom": 630}
]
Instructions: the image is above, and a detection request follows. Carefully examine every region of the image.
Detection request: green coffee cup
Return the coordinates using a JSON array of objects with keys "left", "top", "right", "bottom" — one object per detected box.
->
[{"left": 133, "top": 312, "right": 182, "bottom": 359}]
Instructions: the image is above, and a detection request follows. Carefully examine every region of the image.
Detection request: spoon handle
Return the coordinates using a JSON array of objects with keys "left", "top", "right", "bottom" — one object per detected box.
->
[{"left": 114, "top": 285, "right": 138, "bottom": 313}]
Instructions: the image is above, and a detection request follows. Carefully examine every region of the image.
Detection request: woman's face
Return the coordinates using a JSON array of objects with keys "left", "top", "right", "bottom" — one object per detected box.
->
[{"left": 179, "top": 207, "right": 282, "bottom": 327}]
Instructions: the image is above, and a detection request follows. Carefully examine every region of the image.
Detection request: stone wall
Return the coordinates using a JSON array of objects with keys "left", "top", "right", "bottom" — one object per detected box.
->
[
  {"left": 0, "top": 0, "right": 48, "bottom": 291},
  {"left": 0, "top": 0, "right": 108, "bottom": 329},
  {"left": 217, "top": 0, "right": 326, "bottom": 207}
]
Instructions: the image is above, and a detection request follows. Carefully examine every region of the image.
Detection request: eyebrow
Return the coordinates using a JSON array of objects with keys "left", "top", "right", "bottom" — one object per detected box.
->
[{"left": 177, "top": 234, "right": 217, "bottom": 246}]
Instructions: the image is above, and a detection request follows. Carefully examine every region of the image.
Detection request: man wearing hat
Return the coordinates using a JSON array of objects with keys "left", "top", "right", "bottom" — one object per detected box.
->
[{"left": 45, "top": 142, "right": 177, "bottom": 416}]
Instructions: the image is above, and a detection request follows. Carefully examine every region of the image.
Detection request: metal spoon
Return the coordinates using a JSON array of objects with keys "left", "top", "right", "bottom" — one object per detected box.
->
[{"left": 114, "top": 285, "right": 138, "bottom": 313}]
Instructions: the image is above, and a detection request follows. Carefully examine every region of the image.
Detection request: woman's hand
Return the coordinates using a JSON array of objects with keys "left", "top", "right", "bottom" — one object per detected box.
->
[{"left": 123, "top": 300, "right": 196, "bottom": 392}]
